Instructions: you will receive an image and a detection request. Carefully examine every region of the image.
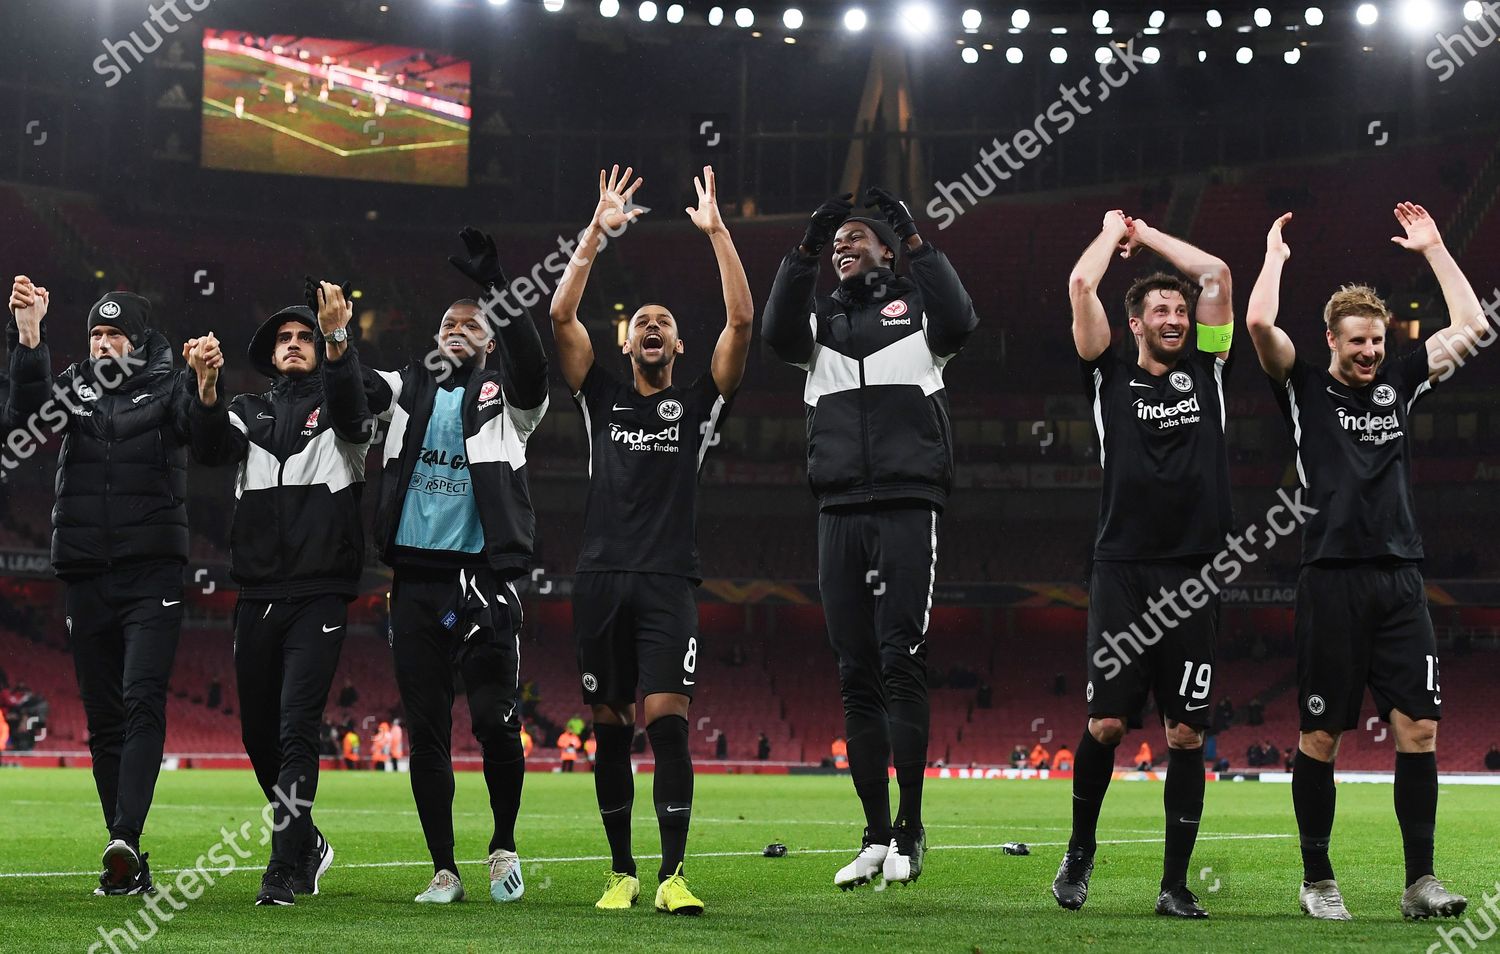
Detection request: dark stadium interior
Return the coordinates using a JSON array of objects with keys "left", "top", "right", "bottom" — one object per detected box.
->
[{"left": 1, "top": 0, "right": 1499, "bottom": 777}]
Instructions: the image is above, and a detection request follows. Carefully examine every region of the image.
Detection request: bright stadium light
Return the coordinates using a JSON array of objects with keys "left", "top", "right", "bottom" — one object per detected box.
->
[
  {"left": 962, "top": 8, "right": 982, "bottom": 31},
  {"left": 735, "top": 6, "right": 753, "bottom": 27},
  {"left": 486, "top": 0, "right": 509, "bottom": 7},
  {"left": 1143, "top": 45, "right": 1160, "bottom": 63},
  {"left": 1356, "top": 3, "right": 1378, "bottom": 25},
  {"left": 783, "top": 7, "right": 803, "bottom": 29},
  {"left": 899, "top": 3, "right": 936, "bottom": 35},
  {"left": 708, "top": 5, "right": 724, "bottom": 25},
  {"left": 961, "top": 46, "right": 979, "bottom": 63},
  {"left": 543, "top": 0, "right": 564, "bottom": 10},
  {"left": 1148, "top": 9, "right": 1165, "bottom": 28},
  {"left": 1464, "top": 0, "right": 1484, "bottom": 19},
  {"left": 638, "top": 1, "right": 657, "bottom": 21},
  {"left": 844, "top": 7, "right": 868, "bottom": 31},
  {"left": 1197, "top": 48, "right": 1207, "bottom": 61},
  {"left": 1399, "top": 0, "right": 1436, "bottom": 31},
  {"left": 1305, "top": 6, "right": 1324, "bottom": 25},
  {"left": 1206, "top": 8, "right": 1223, "bottom": 27},
  {"left": 1092, "top": 9, "right": 1109, "bottom": 31},
  {"left": 666, "top": 2, "right": 684, "bottom": 21},
  {"left": 1094, "top": 45, "right": 1112, "bottom": 63},
  {"left": 1006, "top": 46, "right": 1023, "bottom": 62},
  {"left": 1236, "top": 45, "right": 1253, "bottom": 62},
  {"left": 1254, "top": 7, "right": 1271, "bottom": 27},
  {"left": 1284, "top": 47, "right": 1302, "bottom": 63},
  {"left": 1050, "top": 45, "right": 1067, "bottom": 63},
  {"left": 1011, "top": 9, "right": 1030, "bottom": 30},
  {"left": 599, "top": 0, "right": 619, "bottom": 16}
]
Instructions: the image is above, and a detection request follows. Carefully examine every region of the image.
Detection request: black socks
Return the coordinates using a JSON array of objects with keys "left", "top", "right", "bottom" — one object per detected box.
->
[
  {"left": 1161, "top": 746, "right": 1205, "bottom": 890},
  {"left": 647, "top": 715, "right": 694, "bottom": 883},
  {"left": 1067, "top": 728, "right": 1118, "bottom": 857},
  {"left": 1292, "top": 749, "right": 1337, "bottom": 884},
  {"left": 1394, "top": 750, "right": 1438, "bottom": 888},
  {"left": 593, "top": 722, "right": 637, "bottom": 877}
]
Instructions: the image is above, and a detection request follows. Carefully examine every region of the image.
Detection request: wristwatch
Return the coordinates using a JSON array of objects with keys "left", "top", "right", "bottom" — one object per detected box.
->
[{"left": 325, "top": 326, "right": 349, "bottom": 344}]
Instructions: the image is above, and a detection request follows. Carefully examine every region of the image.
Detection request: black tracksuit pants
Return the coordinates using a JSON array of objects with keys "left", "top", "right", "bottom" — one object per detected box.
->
[
  {"left": 818, "top": 504, "right": 938, "bottom": 800},
  {"left": 234, "top": 594, "right": 347, "bottom": 872},
  {"left": 65, "top": 562, "right": 184, "bottom": 845}
]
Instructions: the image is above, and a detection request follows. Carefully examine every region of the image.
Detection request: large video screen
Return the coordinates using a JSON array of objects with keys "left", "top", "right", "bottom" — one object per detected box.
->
[{"left": 201, "top": 30, "right": 470, "bottom": 188}]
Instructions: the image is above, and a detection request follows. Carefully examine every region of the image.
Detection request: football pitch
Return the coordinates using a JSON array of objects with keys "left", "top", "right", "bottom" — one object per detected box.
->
[{"left": 2, "top": 768, "right": 1495, "bottom": 953}]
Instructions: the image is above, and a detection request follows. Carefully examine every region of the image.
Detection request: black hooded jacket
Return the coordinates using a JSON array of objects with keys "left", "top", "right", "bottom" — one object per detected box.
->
[
  {"left": 8, "top": 321, "right": 194, "bottom": 578},
  {"left": 762, "top": 243, "right": 979, "bottom": 510},
  {"left": 189, "top": 306, "right": 374, "bottom": 601}
]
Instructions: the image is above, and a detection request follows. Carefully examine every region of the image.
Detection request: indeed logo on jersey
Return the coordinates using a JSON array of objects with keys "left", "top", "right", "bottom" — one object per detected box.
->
[
  {"left": 879, "top": 299, "right": 911, "bottom": 326},
  {"left": 611, "top": 422, "right": 680, "bottom": 453},
  {"left": 1135, "top": 394, "right": 1200, "bottom": 428},
  {"left": 1336, "top": 407, "right": 1403, "bottom": 444},
  {"left": 476, "top": 380, "right": 502, "bottom": 410}
]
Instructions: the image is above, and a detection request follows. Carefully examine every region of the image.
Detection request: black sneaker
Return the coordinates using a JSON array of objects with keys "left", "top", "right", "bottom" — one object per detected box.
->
[
  {"left": 256, "top": 868, "right": 296, "bottom": 907},
  {"left": 1052, "top": 849, "right": 1094, "bottom": 910},
  {"left": 1156, "top": 883, "right": 1209, "bottom": 918},
  {"left": 95, "top": 841, "right": 153, "bottom": 896},
  {"left": 290, "top": 827, "right": 333, "bottom": 896}
]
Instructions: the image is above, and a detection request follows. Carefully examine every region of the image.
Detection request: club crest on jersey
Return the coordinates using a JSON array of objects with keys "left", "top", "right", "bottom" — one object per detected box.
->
[
  {"left": 1169, "top": 370, "right": 1193, "bottom": 392},
  {"left": 657, "top": 398, "right": 683, "bottom": 422},
  {"left": 304, "top": 407, "right": 320, "bottom": 428},
  {"left": 881, "top": 299, "right": 908, "bottom": 318},
  {"left": 77, "top": 383, "right": 98, "bottom": 402},
  {"left": 1306, "top": 694, "right": 1326, "bottom": 716},
  {"left": 1372, "top": 384, "right": 1396, "bottom": 407},
  {"left": 1085, "top": 680, "right": 1094, "bottom": 702},
  {"left": 582, "top": 672, "right": 598, "bottom": 692},
  {"left": 478, "top": 381, "right": 500, "bottom": 403},
  {"left": 98, "top": 300, "right": 121, "bottom": 320}
]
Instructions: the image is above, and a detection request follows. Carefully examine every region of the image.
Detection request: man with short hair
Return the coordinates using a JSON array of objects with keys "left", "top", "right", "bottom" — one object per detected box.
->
[
  {"left": 549, "top": 164, "right": 751, "bottom": 915},
  {"left": 365, "top": 228, "right": 548, "bottom": 905},
  {"left": 186, "top": 279, "right": 372, "bottom": 906},
  {"left": 1054, "top": 211, "right": 1234, "bottom": 919},
  {"left": 8, "top": 277, "right": 196, "bottom": 896},
  {"left": 763, "top": 187, "right": 978, "bottom": 890},
  {"left": 1246, "top": 203, "right": 1479, "bottom": 921}
]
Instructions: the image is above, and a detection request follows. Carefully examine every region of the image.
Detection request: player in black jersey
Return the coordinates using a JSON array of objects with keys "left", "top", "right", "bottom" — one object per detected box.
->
[
  {"left": 1054, "top": 210, "right": 1234, "bottom": 919},
  {"left": 1247, "top": 203, "right": 1482, "bottom": 921},
  {"left": 548, "top": 165, "right": 752, "bottom": 915}
]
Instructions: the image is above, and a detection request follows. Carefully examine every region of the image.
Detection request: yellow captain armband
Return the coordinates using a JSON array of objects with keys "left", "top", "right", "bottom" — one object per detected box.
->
[{"left": 1197, "top": 323, "right": 1233, "bottom": 352}]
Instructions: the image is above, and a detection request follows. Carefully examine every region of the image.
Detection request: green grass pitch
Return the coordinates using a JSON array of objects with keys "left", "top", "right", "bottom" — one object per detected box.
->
[{"left": 2, "top": 768, "right": 1494, "bottom": 952}]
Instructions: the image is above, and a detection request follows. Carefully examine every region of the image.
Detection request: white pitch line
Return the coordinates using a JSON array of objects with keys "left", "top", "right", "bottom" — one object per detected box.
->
[{"left": 0, "top": 833, "right": 1292, "bottom": 880}]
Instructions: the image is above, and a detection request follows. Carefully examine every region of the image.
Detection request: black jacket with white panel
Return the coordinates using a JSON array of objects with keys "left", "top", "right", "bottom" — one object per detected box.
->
[
  {"left": 363, "top": 309, "right": 549, "bottom": 581},
  {"left": 189, "top": 306, "right": 374, "bottom": 602},
  {"left": 762, "top": 242, "right": 978, "bottom": 511}
]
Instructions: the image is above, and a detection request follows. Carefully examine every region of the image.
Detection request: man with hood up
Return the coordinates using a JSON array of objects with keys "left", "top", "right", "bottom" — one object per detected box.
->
[
  {"left": 7, "top": 277, "right": 194, "bottom": 897},
  {"left": 186, "top": 279, "right": 373, "bottom": 907}
]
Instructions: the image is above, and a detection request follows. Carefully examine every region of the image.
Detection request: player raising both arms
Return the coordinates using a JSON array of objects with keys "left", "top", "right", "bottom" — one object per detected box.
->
[
  {"left": 1054, "top": 212, "right": 1234, "bottom": 919},
  {"left": 548, "top": 165, "right": 751, "bottom": 915},
  {"left": 763, "top": 188, "right": 977, "bottom": 890},
  {"left": 1247, "top": 204, "right": 1481, "bottom": 921}
]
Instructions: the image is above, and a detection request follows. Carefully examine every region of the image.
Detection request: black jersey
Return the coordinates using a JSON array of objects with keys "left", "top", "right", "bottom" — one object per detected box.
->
[
  {"left": 573, "top": 363, "right": 730, "bottom": 581},
  {"left": 1271, "top": 347, "right": 1434, "bottom": 565},
  {"left": 1082, "top": 347, "right": 1234, "bottom": 561}
]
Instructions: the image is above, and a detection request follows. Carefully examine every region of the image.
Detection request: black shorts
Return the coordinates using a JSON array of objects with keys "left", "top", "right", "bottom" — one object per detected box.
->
[
  {"left": 1084, "top": 559, "right": 1219, "bottom": 727},
  {"left": 1295, "top": 562, "right": 1440, "bottom": 732},
  {"left": 573, "top": 571, "right": 700, "bottom": 704}
]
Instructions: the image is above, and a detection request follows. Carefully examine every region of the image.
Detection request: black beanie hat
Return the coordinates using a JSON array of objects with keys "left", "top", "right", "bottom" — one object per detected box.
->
[
  {"left": 87, "top": 292, "right": 151, "bottom": 348},
  {"left": 248, "top": 305, "right": 322, "bottom": 378},
  {"left": 841, "top": 216, "right": 902, "bottom": 267}
]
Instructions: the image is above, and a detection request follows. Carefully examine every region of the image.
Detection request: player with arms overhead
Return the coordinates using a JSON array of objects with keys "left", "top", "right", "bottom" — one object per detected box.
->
[
  {"left": 1246, "top": 203, "right": 1479, "bottom": 921},
  {"left": 1054, "top": 211, "right": 1234, "bottom": 919},
  {"left": 548, "top": 165, "right": 752, "bottom": 915}
]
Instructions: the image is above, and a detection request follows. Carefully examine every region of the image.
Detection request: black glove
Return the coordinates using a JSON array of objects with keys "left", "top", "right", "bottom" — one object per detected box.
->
[
  {"left": 447, "top": 226, "right": 508, "bottom": 290},
  {"left": 800, "top": 193, "right": 854, "bottom": 255},
  {"left": 303, "top": 275, "right": 352, "bottom": 314},
  {"left": 864, "top": 186, "right": 918, "bottom": 241}
]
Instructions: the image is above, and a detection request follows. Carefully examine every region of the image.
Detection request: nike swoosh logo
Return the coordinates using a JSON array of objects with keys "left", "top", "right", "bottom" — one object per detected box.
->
[
  {"left": 682, "top": 678, "right": 695, "bottom": 686},
  {"left": 1129, "top": 380, "right": 1156, "bottom": 390},
  {"left": 666, "top": 805, "right": 691, "bottom": 813},
  {"left": 132, "top": 394, "right": 153, "bottom": 404},
  {"left": 322, "top": 624, "right": 342, "bottom": 633},
  {"left": 257, "top": 412, "right": 274, "bottom": 420},
  {"left": 161, "top": 599, "right": 181, "bottom": 607},
  {"left": 612, "top": 404, "right": 632, "bottom": 411},
  {"left": 908, "top": 641, "right": 926, "bottom": 655},
  {"left": 1184, "top": 703, "right": 1208, "bottom": 711},
  {"left": 1177, "top": 817, "right": 1200, "bottom": 825},
  {"left": 1325, "top": 386, "right": 1352, "bottom": 402}
]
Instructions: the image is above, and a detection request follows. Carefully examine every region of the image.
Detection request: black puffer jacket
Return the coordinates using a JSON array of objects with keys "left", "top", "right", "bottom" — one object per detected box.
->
[{"left": 9, "top": 323, "right": 193, "bottom": 578}]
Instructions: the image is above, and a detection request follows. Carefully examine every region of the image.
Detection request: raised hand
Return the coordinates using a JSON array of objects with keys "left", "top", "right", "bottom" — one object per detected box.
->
[
  {"left": 1266, "top": 212, "right": 1294, "bottom": 262},
  {"left": 864, "top": 186, "right": 918, "bottom": 240},
  {"left": 593, "top": 164, "right": 647, "bottom": 234},
  {"left": 1117, "top": 215, "right": 1151, "bottom": 260},
  {"left": 310, "top": 279, "right": 353, "bottom": 336},
  {"left": 1391, "top": 201, "right": 1441, "bottom": 253},
  {"left": 447, "top": 226, "right": 508, "bottom": 290},
  {"left": 186, "top": 332, "right": 223, "bottom": 392},
  {"left": 1101, "top": 209, "right": 1129, "bottom": 238},
  {"left": 686, "top": 165, "right": 724, "bottom": 235},
  {"left": 801, "top": 192, "right": 853, "bottom": 255}
]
